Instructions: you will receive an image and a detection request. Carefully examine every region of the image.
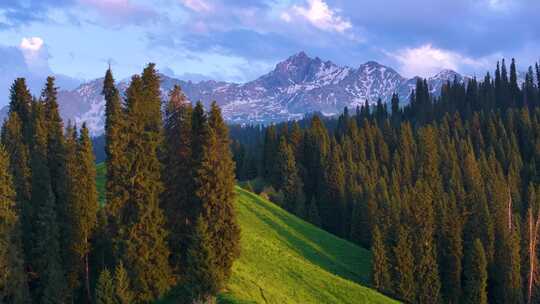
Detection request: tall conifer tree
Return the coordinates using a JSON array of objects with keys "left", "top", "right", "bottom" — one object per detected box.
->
[
  {"left": 29, "top": 101, "right": 68, "bottom": 303},
  {"left": 116, "top": 66, "right": 173, "bottom": 302},
  {"left": 0, "top": 145, "right": 30, "bottom": 303},
  {"left": 162, "top": 85, "right": 193, "bottom": 277},
  {"left": 463, "top": 239, "right": 488, "bottom": 304},
  {"left": 65, "top": 124, "right": 99, "bottom": 302}
]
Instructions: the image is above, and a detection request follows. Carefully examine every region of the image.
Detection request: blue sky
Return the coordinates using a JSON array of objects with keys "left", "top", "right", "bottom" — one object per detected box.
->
[{"left": 0, "top": 0, "right": 539, "bottom": 105}]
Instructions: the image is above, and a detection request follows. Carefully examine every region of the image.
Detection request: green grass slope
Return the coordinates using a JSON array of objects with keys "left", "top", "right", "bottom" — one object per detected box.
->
[
  {"left": 95, "top": 164, "right": 397, "bottom": 303},
  {"left": 224, "top": 187, "right": 397, "bottom": 304}
]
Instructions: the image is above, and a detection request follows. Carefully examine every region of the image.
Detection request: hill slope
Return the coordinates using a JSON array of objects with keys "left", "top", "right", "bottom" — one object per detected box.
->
[
  {"left": 95, "top": 164, "right": 397, "bottom": 303},
  {"left": 225, "top": 187, "right": 398, "bottom": 304}
]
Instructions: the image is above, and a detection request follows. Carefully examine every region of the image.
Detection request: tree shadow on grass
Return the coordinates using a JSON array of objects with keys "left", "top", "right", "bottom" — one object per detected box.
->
[{"left": 236, "top": 188, "right": 371, "bottom": 285}]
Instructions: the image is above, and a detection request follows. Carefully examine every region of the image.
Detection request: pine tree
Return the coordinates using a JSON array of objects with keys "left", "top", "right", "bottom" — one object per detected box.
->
[
  {"left": 185, "top": 216, "right": 219, "bottom": 302},
  {"left": 117, "top": 67, "right": 173, "bottom": 302},
  {"left": 276, "top": 135, "right": 304, "bottom": 212},
  {"left": 102, "top": 67, "right": 127, "bottom": 219},
  {"left": 161, "top": 85, "right": 193, "bottom": 277},
  {"left": 462, "top": 239, "right": 488, "bottom": 304},
  {"left": 0, "top": 145, "right": 30, "bottom": 303},
  {"left": 65, "top": 124, "right": 99, "bottom": 302},
  {"left": 263, "top": 125, "right": 278, "bottom": 185},
  {"left": 0, "top": 112, "right": 31, "bottom": 262},
  {"left": 392, "top": 226, "right": 415, "bottom": 302},
  {"left": 95, "top": 269, "right": 115, "bottom": 304},
  {"left": 372, "top": 225, "right": 392, "bottom": 294},
  {"left": 114, "top": 262, "right": 133, "bottom": 304},
  {"left": 8, "top": 78, "right": 33, "bottom": 143},
  {"left": 322, "top": 139, "right": 346, "bottom": 236},
  {"left": 191, "top": 102, "right": 241, "bottom": 292},
  {"left": 410, "top": 181, "right": 441, "bottom": 304},
  {"left": 29, "top": 101, "right": 68, "bottom": 303},
  {"left": 41, "top": 76, "right": 70, "bottom": 264}
]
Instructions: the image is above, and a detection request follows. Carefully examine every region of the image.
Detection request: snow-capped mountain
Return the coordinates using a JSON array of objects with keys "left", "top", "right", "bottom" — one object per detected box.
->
[{"left": 0, "top": 52, "right": 469, "bottom": 135}]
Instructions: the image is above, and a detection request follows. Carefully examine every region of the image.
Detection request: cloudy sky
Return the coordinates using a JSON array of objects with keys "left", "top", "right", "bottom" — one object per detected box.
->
[{"left": 0, "top": 0, "right": 539, "bottom": 105}]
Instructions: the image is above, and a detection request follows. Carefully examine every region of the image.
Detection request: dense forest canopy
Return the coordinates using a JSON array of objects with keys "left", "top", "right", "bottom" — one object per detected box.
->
[{"left": 231, "top": 58, "right": 540, "bottom": 304}]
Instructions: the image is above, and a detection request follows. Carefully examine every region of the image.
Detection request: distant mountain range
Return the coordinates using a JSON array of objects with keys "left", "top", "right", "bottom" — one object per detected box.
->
[{"left": 0, "top": 51, "right": 470, "bottom": 135}]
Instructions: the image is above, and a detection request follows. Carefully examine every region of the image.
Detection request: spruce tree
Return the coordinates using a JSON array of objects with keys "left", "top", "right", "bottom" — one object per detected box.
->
[
  {"left": 185, "top": 216, "right": 219, "bottom": 302},
  {"left": 114, "top": 262, "right": 133, "bottom": 304},
  {"left": 29, "top": 101, "right": 68, "bottom": 303},
  {"left": 95, "top": 269, "right": 115, "bottom": 304},
  {"left": 102, "top": 67, "right": 127, "bottom": 218},
  {"left": 393, "top": 226, "right": 415, "bottom": 302},
  {"left": 117, "top": 67, "right": 173, "bottom": 302},
  {"left": 276, "top": 135, "right": 304, "bottom": 212},
  {"left": 192, "top": 102, "right": 241, "bottom": 290},
  {"left": 410, "top": 181, "right": 441, "bottom": 304},
  {"left": 263, "top": 125, "right": 278, "bottom": 185},
  {"left": 0, "top": 145, "right": 30, "bottom": 303},
  {"left": 161, "top": 85, "right": 193, "bottom": 277},
  {"left": 65, "top": 124, "right": 99, "bottom": 301},
  {"left": 463, "top": 239, "right": 488, "bottom": 304},
  {"left": 8, "top": 78, "right": 33, "bottom": 143},
  {"left": 0, "top": 112, "right": 31, "bottom": 261},
  {"left": 41, "top": 76, "right": 70, "bottom": 262},
  {"left": 372, "top": 225, "right": 391, "bottom": 294},
  {"left": 322, "top": 139, "right": 346, "bottom": 236}
]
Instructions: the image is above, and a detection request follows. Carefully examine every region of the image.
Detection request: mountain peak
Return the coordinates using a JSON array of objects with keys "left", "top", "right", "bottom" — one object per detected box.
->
[{"left": 289, "top": 51, "right": 310, "bottom": 60}]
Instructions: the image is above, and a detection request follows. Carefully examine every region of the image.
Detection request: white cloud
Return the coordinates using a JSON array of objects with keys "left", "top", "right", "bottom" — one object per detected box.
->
[
  {"left": 180, "top": 0, "right": 213, "bottom": 13},
  {"left": 387, "top": 44, "right": 490, "bottom": 77},
  {"left": 281, "top": 0, "right": 352, "bottom": 33},
  {"left": 20, "top": 37, "right": 44, "bottom": 52},
  {"left": 19, "top": 37, "right": 50, "bottom": 76}
]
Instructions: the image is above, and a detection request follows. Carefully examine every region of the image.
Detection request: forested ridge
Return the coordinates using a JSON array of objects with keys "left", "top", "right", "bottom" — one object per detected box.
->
[
  {"left": 0, "top": 64, "right": 239, "bottom": 303},
  {"left": 232, "top": 59, "right": 540, "bottom": 304}
]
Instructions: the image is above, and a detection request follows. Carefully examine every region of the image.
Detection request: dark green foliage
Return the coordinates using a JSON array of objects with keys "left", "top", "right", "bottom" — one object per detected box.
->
[
  {"left": 8, "top": 78, "right": 33, "bottom": 143},
  {"left": 185, "top": 216, "right": 220, "bottom": 302},
  {"left": 161, "top": 85, "right": 193, "bottom": 277},
  {"left": 321, "top": 139, "right": 346, "bottom": 236},
  {"left": 392, "top": 226, "right": 414, "bottom": 302},
  {"left": 371, "top": 225, "right": 391, "bottom": 294},
  {"left": 0, "top": 145, "right": 30, "bottom": 303},
  {"left": 308, "top": 198, "right": 322, "bottom": 227},
  {"left": 114, "top": 262, "right": 133, "bottom": 304},
  {"left": 463, "top": 239, "right": 488, "bottom": 304},
  {"left": 95, "top": 269, "right": 115, "bottom": 304},
  {"left": 1, "top": 112, "right": 31, "bottom": 262},
  {"left": 29, "top": 101, "right": 68, "bottom": 303},
  {"left": 276, "top": 135, "right": 304, "bottom": 213},
  {"left": 191, "top": 102, "right": 240, "bottom": 291},
  {"left": 410, "top": 182, "right": 441, "bottom": 304},
  {"left": 65, "top": 124, "right": 99, "bottom": 301},
  {"left": 103, "top": 68, "right": 127, "bottom": 218},
  {"left": 116, "top": 66, "right": 173, "bottom": 302}
]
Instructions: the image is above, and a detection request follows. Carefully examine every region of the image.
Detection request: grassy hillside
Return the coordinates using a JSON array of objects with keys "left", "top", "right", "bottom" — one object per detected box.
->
[
  {"left": 224, "top": 187, "right": 397, "bottom": 304},
  {"left": 95, "top": 164, "right": 397, "bottom": 303}
]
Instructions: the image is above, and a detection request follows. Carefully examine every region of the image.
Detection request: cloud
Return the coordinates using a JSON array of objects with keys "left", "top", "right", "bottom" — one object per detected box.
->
[
  {"left": 19, "top": 37, "right": 51, "bottom": 76},
  {"left": 0, "top": 0, "right": 74, "bottom": 28},
  {"left": 20, "top": 37, "right": 44, "bottom": 52},
  {"left": 281, "top": 0, "right": 352, "bottom": 33},
  {"left": 78, "top": 0, "right": 158, "bottom": 25},
  {"left": 0, "top": 42, "right": 81, "bottom": 106},
  {"left": 387, "top": 44, "right": 492, "bottom": 77},
  {"left": 180, "top": 0, "right": 213, "bottom": 13}
]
